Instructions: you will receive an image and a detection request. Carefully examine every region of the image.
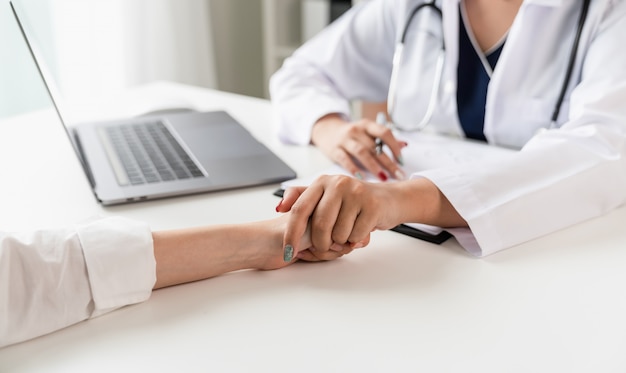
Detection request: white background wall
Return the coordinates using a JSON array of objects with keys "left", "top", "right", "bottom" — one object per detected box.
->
[
  {"left": 0, "top": 0, "right": 52, "bottom": 118},
  {"left": 0, "top": 0, "right": 334, "bottom": 120},
  {"left": 210, "top": 0, "right": 265, "bottom": 99}
]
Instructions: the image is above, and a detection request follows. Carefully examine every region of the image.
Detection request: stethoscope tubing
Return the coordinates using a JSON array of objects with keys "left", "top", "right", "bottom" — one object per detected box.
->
[
  {"left": 388, "top": 0, "right": 443, "bottom": 130},
  {"left": 389, "top": 0, "right": 590, "bottom": 132},
  {"left": 550, "top": 0, "right": 591, "bottom": 126}
]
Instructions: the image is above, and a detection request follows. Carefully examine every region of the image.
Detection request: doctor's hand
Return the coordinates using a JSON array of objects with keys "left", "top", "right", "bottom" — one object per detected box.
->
[
  {"left": 276, "top": 175, "right": 468, "bottom": 261},
  {"left": 274, "top": 195, "right": 371, "bottom": 263},
  {"left": 277, "top": 175, "right": 398, "bottom": 261},
  {"left": 311, "top": 114, "right": 407, "bottom": 182}
]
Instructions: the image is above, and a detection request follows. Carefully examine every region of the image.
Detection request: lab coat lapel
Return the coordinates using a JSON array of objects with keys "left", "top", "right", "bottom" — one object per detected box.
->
[
  {"left": 483, "top": 1, "right": 568, "bottom": 146},
  {"left": 440, "top": 0, "right": 459, "bottom": 83}
]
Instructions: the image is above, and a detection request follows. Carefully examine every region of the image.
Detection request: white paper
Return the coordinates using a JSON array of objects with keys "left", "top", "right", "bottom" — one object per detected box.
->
[{"left": 283, "top": 131, "right": 516, "bottom": 188}]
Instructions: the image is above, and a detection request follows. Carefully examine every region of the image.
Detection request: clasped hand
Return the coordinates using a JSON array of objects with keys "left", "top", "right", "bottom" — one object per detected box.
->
[
  {"left": 276, "top": 172, "right": 466, "bottom": 261},
  {"left": 277, "top": 175, "right": 402, "bottom": 260}
]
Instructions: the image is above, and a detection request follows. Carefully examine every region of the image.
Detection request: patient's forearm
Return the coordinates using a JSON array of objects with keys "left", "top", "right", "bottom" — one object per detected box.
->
[{"left": 152, "top": 218, "right": 285, "bottom": 289}]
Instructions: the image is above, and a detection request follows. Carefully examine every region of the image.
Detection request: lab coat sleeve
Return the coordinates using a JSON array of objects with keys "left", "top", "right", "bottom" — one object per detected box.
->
[
  {"left": 0, "top": 216, "right": 155, "bottom": 348},
  {"left": 418, "top": 1, "right": 626, "bottom": 256},
  {"left": 269, "top": 0, "right": 401, "bottom": 145}
]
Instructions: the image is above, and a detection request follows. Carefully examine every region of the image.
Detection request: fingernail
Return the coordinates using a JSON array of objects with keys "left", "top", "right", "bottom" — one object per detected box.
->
[
  {"left": 396, "top": 155, "right": 404, "bottom": 166},
  {"left": 355, "top": 172, "right": 364, "bottom": 180},
  {"left": 352, "top": 242, "right": 365, "bottom": 249},
  {"left": 394, "top": 169, "right": 406, "bottom": 180},
  {"left": 275, "top": 199, "right": 283, "bottom": 212},
  {"left": 401, "top": 141, "right": 409, "bottom": 147},
  {"left": 283, "top": 245, "right": 294, "bottom": 262},
  {"left": 378, "top": 172, "right": 388, "bottom": 182}
]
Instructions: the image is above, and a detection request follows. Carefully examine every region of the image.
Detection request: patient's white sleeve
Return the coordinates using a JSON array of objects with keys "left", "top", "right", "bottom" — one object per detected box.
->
[{"left": 0, "top": 216, "right": 155, "bottom": 348}]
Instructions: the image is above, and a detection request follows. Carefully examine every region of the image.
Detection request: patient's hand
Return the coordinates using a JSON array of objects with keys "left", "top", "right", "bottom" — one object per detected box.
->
[
  {"left": 258, "top": 214, "right": 369, "bottom": 270},
  {"left": 296, "top": 235, "right": 370, "bottom": 262}
]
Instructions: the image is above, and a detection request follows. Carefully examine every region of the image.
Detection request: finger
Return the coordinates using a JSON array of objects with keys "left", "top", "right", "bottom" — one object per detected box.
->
[
  {"left": 282, "top": 182, "right": 326, "bottom": 261},
  {"left": 331, "top": 182, "right": 377, "bottom": 245},
  {"left": 351, "top": 233, "right": 371, "bottom": 249},
  {"left": 331, "top": 192, "right": 362, "bottom": 245},
  {"left": 375, "top": 151, "right": 406, "bottom": 180},
  {"left": 300, "top": 247, "right": 352, "bottom": 261},
  {"left": 309, "top": 183, "right": 344, "bottom": 251},
  {"left": 296, "top": 250, "right": 322, "bottom": 262},
  {"left": 336, "top": 122, "right": 393, "bottom": 181},
  {"left": 277, "top": 186, "right": 307, "bottom": 213},
  {"left": 330, "top": 146, "right": 366, "bottom": 180},
  {"left": 307, "top": 175, "right": 364, "bottom": 250},
  {"left": 366, "top": 121, "right": 406, "bottom": 165},
  {"left": 330, "top": 231, "right": 371, "bottom": 251},
  {"left": 345, "top": 128, "right": 397, "bottom": 181},
  {"left": 349, "top": 212, "right": 378, "bottom": 245},
  {"left": 330, "top": 241, "right": 358, "bottom": 252},
  {"left": 365, "top": 120, "right": 403, "bottom": 157},
  {"left": 329, "top": 242, "right": 346, "bottom": 252},
  {"left": 342, "top": 138, "right": 388, "bottom": 181}
]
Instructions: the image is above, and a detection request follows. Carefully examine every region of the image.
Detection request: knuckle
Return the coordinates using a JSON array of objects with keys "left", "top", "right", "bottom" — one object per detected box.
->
[
  {"left": 289, "top": 202, "right": 307, "bottom": 217},
  {"left": 311, "top": 218, "right": 327, "bottom": 234},
  {"left": 381, "top": 127, "right": 393, "bottom": 137},
  {"left": 354, "top": 145, "right": 372, "bottom": 158},
  {"left": 350, "top": 180, "right": 369, "bottom": 197},
  {"left": 346, "top": 125, "right": 362, "bottom": 137},
  {"left": 318, "top": 174, "right": 331, "bottom": 183},
  {"left": 331, "top": 231, "right": 346, "bottom": 245},
  {"left": 333, "top": 174, "right": 356, "bottom": 190}
]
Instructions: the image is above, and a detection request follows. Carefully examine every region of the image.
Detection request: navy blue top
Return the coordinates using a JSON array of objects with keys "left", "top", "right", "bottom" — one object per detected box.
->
[{"left": 456, "top": 9, "right": 505, "bottom": 142}]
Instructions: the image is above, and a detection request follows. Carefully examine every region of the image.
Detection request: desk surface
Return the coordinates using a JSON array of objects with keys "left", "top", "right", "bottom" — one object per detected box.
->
[{"left": 1, "top": 82, "right": 625, "bottom": 372}]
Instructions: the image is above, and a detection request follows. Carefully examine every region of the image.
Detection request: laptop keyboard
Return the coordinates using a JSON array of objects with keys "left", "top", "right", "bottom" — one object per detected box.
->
[{"left": 105, "top": 121, "right": 204, "bottom": 185}]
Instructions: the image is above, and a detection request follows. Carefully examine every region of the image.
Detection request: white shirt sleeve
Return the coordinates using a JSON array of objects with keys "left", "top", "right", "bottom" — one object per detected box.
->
[
  {"left": 417, "top": 1, "right": 626, "bottom": 257},
  {"left": 269, "top": 0, "right": 400, "bottom": 145},
  {"left": 0, "top": 216, "right": 155, "bottom": 348}
]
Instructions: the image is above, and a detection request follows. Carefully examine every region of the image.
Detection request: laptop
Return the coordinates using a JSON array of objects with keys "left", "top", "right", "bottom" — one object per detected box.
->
[{"left": 10, "top": 0, "right": 296, "bottom": 205}]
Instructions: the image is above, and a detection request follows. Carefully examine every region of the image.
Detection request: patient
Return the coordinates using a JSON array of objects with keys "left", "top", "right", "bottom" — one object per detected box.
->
[{"left": 0, "top": 214, "right": 367, "bottom": 348}]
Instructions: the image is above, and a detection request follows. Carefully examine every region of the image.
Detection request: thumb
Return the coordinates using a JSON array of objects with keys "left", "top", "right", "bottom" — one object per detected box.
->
[{"left": 280, "top": 185, "right": 324, "bottom": 262}]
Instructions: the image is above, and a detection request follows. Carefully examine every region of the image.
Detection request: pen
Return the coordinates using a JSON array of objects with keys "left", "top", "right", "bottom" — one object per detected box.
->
[{"left": 375, "top": 111, "right": 387, "bottom": 155}]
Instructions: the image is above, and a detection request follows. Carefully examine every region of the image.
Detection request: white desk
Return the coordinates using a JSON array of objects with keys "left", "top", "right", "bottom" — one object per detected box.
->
[{"left": 1, "top": 82, "right": 626, "bottom": 372}]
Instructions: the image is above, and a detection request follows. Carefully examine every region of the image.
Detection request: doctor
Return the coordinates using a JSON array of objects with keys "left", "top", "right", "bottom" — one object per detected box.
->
[{"left": 270, "top": 0, "right": 626, "bottom": 257}]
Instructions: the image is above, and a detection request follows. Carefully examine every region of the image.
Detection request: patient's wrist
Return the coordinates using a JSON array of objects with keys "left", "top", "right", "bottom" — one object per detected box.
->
[{"left": 244, "top": 217, "right": 287, "bottom": 271}]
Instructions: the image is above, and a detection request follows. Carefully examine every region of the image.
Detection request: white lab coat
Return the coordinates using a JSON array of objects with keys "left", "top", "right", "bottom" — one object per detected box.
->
[
  {"left": 270, "top": 0, "right": 626, "bottom": 256},
  {"left": 0, "top": 217, "right": 155, "bottom": 348}
]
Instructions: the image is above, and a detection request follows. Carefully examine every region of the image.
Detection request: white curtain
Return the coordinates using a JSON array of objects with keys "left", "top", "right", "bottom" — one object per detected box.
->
[
  {"left": 0, "top": 0, "right": 53, "bottom": 119},
  {"left": 49, "top": 0, "right": 216, "bottom": 115}
]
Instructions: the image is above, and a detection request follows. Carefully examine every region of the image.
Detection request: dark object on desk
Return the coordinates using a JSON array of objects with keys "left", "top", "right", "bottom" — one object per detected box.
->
[
  {"left": 273, "top": 188, "right": 452, "bottom": 245},
  {"left": 330, "top": 0, "right": 352, "bottom": 22},
  {"left": 390, "top": 224, "right": 452, "bottom": 244}
]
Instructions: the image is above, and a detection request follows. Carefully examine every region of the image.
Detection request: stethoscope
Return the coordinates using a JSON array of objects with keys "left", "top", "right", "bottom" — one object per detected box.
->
[{"left": 387, "top": 0, "right": 591, "bottom": 132}]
